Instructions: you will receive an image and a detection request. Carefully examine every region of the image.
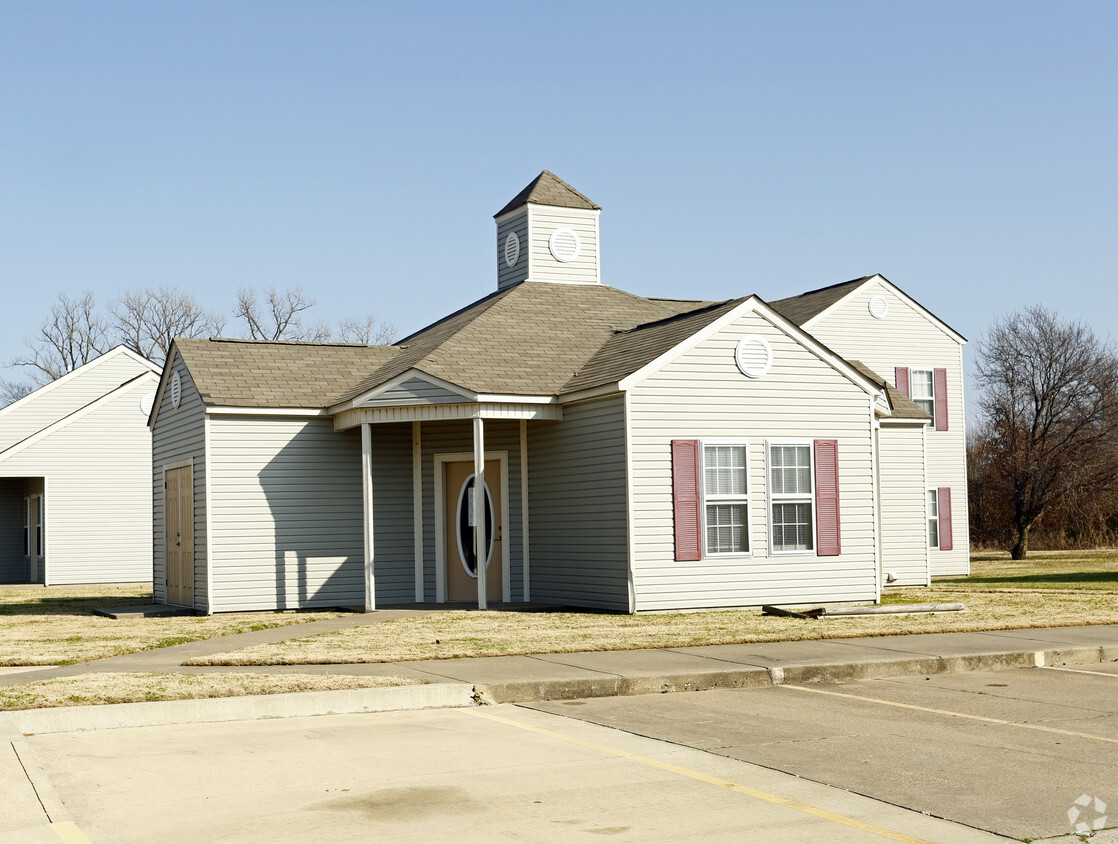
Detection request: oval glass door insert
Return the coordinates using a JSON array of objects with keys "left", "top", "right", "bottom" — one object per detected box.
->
[{"left": 455, "top": 474, "right": 494, "bottom": 577}]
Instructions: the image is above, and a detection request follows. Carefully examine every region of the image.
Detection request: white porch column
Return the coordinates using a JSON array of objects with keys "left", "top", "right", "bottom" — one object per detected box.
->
[
  {"left": 362, "top": 423, "right": 376, "bottom": 611},
  {"left": 520, "top": 419, "right": 530, "bottom": 603},
  {"left": 412, "top": 421, "right": 424, "bottom": 603},
  {"left": 473, "top": 415, "right": 487, "bottom": 610}
]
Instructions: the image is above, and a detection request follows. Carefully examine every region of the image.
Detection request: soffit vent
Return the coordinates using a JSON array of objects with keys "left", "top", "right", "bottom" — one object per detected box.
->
[
  {"left": 868, "top": 295, "right": 889, "bottom": 319},
  {"left": 548, "top": 228, "right": 580, "bottom": 263},
  {"left": 735, "top": 335, "right": 773, "bottom": 379},
  {"left": 504, "top": 232, "right": 520, "bottom": 268}
]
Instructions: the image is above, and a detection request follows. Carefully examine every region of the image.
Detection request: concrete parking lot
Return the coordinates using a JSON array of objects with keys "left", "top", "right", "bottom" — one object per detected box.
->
[
  {"left": 530, "top": 664, "right": 1118, "bottom": 841},
  {"left": 10, "top": 702, "right": 1006, "bottom": 843}
]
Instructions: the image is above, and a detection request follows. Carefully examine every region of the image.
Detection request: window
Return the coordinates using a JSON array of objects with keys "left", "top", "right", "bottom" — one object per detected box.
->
[
  {"left": 22, "top": 498, "right": 29, "bottom": 557},
  {"left": 702, "top": 444, "right": 750, "bottom": 554},
  {"left": 911, "top": 369, "right": 935, "bottom": 420},
  {"left": 927, "top": 489, "right": 939, "bottom": 548},
  {"left": 36, "top": 496, "right": 43, "bottom": 557},
  {"left": 769, "top": 443, "right": 814, "bottom": 552}
]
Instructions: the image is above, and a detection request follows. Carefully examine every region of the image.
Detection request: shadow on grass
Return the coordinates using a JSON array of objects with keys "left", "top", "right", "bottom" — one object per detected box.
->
[
  {"left": 0, "top": 593, "right": 154, "bottom": 617},
  {"left": 938, "top": 571, "right": 1118, "bottom": 588}
]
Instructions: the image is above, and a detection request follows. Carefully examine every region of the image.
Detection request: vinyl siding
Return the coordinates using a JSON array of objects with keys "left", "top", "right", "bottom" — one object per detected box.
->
[
  {"left": 362, "top": 378, "right": 467, "bottom": 407},
  {"left": 419, "top": 420, "right": 524, "bottom": 602},
  {"left": 628, "top": 309, "right": 878, "bottom": 611},
  {"left": 878, "top": 424, "right": 929, "bottom": 586},
  {"left": 368, "top": 423, "right": 415, "bottom": 604},
  {"left": 152, "top": 352, "right": 207, "bottom": 607},
  {"left": 0, "top": 480, "right": 26, "bottom": 582},
  {"left": 806, "top": 279, "right": 969, "bottom": 575},
  {"left": 208, "top": 416, "right": 364, "bottom": 611},
  {"left": 497, "top": 210, "right": 529, "bottom": 291},
  {"left": 0, "top": 374, "right": 157, "bottom": 585},
  {"left": 0, "top": 349, "right": 154, "bottom": 452},
  {"left": 527, "top": 207, "right": 600, "bottom": 285},
  {"left": 528, "top": 395, "right": 629, "bottom": 611}
]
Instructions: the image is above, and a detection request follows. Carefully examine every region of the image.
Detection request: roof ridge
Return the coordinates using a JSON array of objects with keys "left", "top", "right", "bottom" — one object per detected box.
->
[
  {"left": 617, "top": 297, "right": 745, "bottom": 335},
  {"left": 203, "top": 337, "right": 374, "bottom": 348}
]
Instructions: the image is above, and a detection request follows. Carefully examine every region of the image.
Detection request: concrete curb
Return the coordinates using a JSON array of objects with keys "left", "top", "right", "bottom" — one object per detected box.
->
[
  {"left": 478, "top": 644, "right": 1118, "bottom": 704},
  {"left": 1, "top": 682, "right": 476, "bottom": 735}
]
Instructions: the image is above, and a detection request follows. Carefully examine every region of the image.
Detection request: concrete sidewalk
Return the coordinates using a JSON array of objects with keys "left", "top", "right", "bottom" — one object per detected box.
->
[{"left": 2, "top": 623, "right": 1118, "bottom": 734}]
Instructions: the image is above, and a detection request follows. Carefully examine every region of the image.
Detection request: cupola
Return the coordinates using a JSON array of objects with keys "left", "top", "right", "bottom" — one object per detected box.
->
[{"left": 494, "top": 171, "right": 602, "bottom": 291}]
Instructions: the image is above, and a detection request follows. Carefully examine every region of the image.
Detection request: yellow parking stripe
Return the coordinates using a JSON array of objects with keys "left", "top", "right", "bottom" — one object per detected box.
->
[
  {"left": 50, "top": 822, "right": 92, "bottom": 844},
  {"left": 467, "top": 708, "right": 934, "bottom": 844},
  {"left": 780, "top": 684, "right": 1118, "bottom": 745}
]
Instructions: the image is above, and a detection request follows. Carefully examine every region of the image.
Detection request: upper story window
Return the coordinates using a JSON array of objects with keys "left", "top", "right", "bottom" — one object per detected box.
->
[
  {"left": 910, "top": 369, "right": 935, "bottom": 420},
  {"left": 703, "top": 443, "right": 750, "bottom": 555},
  {"left": 769, "top": 443, "right": 814, "bottom": 553}
]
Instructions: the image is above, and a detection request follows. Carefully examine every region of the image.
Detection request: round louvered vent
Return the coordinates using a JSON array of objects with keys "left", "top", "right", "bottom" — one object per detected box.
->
[
  {"left": 735, "top": 335, "right": 773, "bottom": 379},
  {"left": 868, "top": 295, "right": 888, "bottom": 319},
  {"left": 504, "top": 232, "right": 520, "bottom": 268},
  {"left": 171, "top": 371, "right": 182, "bottom": 409},
  {"left": 548, "top": 227, "right": 580, "bottom": 263},
  {"left": 140, "top": 392, "right": 156, "bottom": 416}
]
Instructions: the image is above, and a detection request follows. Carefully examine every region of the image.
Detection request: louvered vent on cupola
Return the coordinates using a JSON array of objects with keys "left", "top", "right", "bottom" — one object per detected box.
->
[{"left": 493, "top": 170, "right": 603, "bottom": 291}]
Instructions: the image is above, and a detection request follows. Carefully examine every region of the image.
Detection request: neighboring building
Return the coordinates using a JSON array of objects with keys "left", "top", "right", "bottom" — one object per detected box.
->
[
  {"left": 0, "top": 346, "right": 161, "bottom": 584},
  {"left": 150, "top": 171, "right": 968, "bottom": 613}
]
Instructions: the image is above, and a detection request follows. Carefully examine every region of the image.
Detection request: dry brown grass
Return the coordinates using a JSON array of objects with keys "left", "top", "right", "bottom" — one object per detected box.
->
[
  {"left": 0, "top": 672, "right": 416, "bottom": 710},
  {"left": 189, "top": 550, "right": 1118, "bottom": 666},
  {"left": 0, "top": 584, "right": 346, "bottom": 666}
]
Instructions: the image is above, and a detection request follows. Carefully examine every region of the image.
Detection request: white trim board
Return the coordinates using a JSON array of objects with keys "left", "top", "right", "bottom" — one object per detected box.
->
[{"left": 0, "top": 345, "right": 159, "bottom": 425}]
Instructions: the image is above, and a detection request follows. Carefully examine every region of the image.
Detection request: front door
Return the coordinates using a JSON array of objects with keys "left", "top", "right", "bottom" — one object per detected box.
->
[
  {"left": 165, "top": 466, "right": 194, "bottom": 607},
  {"left": 445, "top": 460, "right": 502, "bottom": 602}
]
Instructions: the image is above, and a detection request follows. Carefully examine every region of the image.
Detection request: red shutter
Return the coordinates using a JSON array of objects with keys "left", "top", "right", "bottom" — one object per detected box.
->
[
  {"left": 814, "top": 439, "right": 841, "bottom": 556},
  {"left": 672, "top": 440, "right": 702, "bottom": 562},
  {"left": 937, "top": 487, "right": 953, "bottom": 550},
  {"left": 895, "top": 367, "right": 910, "bottom": 398},
  {"left": 933, "top": 368, "right": 949, "bottom": 431}
]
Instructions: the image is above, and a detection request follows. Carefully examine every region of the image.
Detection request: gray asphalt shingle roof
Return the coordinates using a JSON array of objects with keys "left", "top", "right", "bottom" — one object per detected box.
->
[
  {"left": 768, "top": 277, "right": 873, "bottom": 326},
  {"left": 494, "top": 170, "right": 601, "bottom": 218}
]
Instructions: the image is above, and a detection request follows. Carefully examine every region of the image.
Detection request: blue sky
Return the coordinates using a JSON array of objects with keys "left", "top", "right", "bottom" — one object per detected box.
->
[{"left": 2, "top": 1, "right": 1116, "bottom": 396}]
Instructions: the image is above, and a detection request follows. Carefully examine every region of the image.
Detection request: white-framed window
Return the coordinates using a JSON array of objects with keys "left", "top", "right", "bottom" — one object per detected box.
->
[
  {"left": 910, "top": 368, "right": 935, "bottom": 421},
  {"left": 768, "top": 441, "right": 815, "bottom": 553},
  {"left": 927, "top": 489, "right": 939, "bottom": 548},
  {"left": 701, "top": 441, "right": 751, "bottom": 555},
  {"left": 36, "top": 496, "right": 44, "bottom": 557},
  {"left": 22, "top": 497, "right": 29, "bottom": 557}
]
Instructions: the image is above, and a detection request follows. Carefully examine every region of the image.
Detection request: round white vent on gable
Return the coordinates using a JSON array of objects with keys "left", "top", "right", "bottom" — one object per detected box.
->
[
  {"left": 504, "top": 232, "right": 520, "bottom": 268},
  {"left": 735, "top": 335, "right": 773, "bottom": 378},
  {"left": 548, "top": 227, "right": 581, "bottom": 263},
  {"left": 171, "top": 371, "right": 182, "bottom": 409},
  {"left": 868, "top": 295, "right": 889, "bottom": 319},
  {"left": 140, "top": 392, "right": 156, "bottom": 416}
]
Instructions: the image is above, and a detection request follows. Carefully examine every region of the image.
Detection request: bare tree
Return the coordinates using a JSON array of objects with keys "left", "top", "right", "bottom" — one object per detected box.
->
[
  {"left": 974, "top": 305, "right": 1118, "bottom": 559},
  {"left": 337, "top": 314, "right": 396, "bottom": 345},
  {"left": 0, "top": 379, "right": 34, "bottom": 407},
  {"left": 110, "top": 287, "right": 225, "bottom": 365},
  {"left": 11, "top": 292, "right": 108, "bottom": 386},
  {"left": 234, "top": 287, "right": 331, "bottom": 342}
]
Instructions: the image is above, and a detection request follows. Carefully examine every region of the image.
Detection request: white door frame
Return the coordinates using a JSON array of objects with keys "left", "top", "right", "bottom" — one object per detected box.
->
[{"left": 434, "top": 451, "right": 510, "bottom": 603}]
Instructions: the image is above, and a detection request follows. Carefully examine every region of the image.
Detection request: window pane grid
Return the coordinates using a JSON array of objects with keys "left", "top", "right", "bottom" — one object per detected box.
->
[
  {"left": 927, "top": 490, "right": 939, "bottom": 548},
  {"left": 702, "top": 444, "right": 750, "bottom": 555},
  {"left": 771, "top": 445, "right": 811, "bottom": 496},
  {"left": 912, "top": 369, "right": 935, "bottom": 420}
]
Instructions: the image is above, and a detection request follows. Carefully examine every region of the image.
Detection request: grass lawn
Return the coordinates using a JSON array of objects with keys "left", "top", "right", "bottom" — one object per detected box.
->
[
  {"left": 186, "top": 549, "right": 1118, "bottom": 666},
  {"left": 0, "top": 584, "right": 346, "bottom": 666},
  {"left": 0, "top": 672, "right": 416, "bottom": 710}
]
